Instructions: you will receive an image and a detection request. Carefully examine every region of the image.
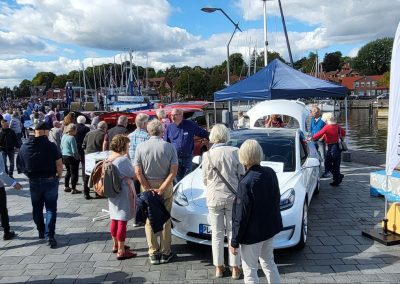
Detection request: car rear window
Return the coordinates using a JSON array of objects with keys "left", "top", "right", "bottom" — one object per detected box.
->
[{"left": 227, "top": 134, "right": 296, "bottom": 172}]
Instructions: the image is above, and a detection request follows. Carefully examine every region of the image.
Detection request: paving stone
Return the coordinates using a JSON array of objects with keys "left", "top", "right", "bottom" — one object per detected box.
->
[
  {"left": 41, "top": 253, "right": 70, "bottom": 263},
  {"left": 159, "top": 269, "right": 186, "bottom": 281},
  {"left": 185, "top": 269, "right": 208, "bottom": 280},
  {"left": 66, "top": 253, "right": 92, "bottom": 262},
  {"left": 0, "top": 276, "right": 31, "bottom": 283},
  {"left": 309, "top": 245, "right": 338, "bottom": 254}
]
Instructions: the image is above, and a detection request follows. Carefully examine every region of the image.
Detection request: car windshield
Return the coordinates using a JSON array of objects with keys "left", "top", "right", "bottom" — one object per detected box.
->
[{"left": 226, "top": 132, "right": 296, "bottom": 172}]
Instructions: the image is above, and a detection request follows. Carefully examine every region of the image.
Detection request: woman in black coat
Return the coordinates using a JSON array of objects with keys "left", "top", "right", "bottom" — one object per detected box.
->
[{"left": 230, "top": 139, "right": 283, "bottom": 284}]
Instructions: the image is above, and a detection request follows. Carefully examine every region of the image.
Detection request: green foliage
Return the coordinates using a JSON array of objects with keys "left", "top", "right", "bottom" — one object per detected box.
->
[
  {"left": 353, "top": 38, "right": 393, "bottom": 75},
  {"left": 18, "top": 79, "right": 32, "bottom": 97},
  {"left": 52, "top": 74, "right": 69, "bottom": 88},
  {"left": 293, "top": 52, "right": 317, "bottom": 73},
  {"left": 322, "top": 51, "right": 342, "bottom": 72},
  {"left": 378, "top": 71, "right": 390, "bottom": 87},
  {"left": 31, "top": 72, "right": 56, "bottom": 90}
]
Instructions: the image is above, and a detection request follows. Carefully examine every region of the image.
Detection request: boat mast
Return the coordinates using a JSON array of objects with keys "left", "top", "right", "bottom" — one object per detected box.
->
[
  {"left": 129, "top": 49, "right": 135, "bottom": 96},
  {"left": 277, "top": 0, "right": 294, "bottom": 66},
  {"left": 262, "top": 0, "right": 268, "bottom": 66}
]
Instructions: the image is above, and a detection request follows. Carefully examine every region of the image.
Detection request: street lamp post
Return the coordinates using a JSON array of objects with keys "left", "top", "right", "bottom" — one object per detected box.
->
[{"left": 201, "top": 7, "right": 242, "bottom": 128}]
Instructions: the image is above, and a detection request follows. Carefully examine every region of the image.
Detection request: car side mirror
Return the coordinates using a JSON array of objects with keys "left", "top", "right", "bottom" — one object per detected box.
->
[
  {"left": 192, "top": 155, "right": 202, "bottom": 165},
  {"left": 302, "top": 157, "right": 320, "bottom": 168}
]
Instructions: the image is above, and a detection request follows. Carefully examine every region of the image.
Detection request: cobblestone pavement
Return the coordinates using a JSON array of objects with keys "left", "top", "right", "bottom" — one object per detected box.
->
[{"left": 1, "top": 161, "right": 400, "bottom": 283}]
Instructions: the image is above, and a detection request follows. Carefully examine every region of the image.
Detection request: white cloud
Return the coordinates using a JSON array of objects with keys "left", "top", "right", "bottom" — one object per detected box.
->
[
  {"left": 1, "top": 0, "right": 195, "bottom": 53},
  {"left": 235, "top": 0, "right": 400, "bottom": 44},
  {"left": 1, "top": 0, "right": 399, "bottom": 87}
]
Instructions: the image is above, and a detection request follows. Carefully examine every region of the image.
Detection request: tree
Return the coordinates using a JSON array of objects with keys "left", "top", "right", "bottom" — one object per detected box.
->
[
  {"left": 31, "top": 72, "right": 56, "bottom": 90},
  {"left": 322, "top": 51, "right": 342, "bottom": 72},
  {"left": 353, "top": 38, "right": 393, "bottom": 75},
  {"left": 19, "top": 79, "right": 32, "bottom": 97},
  {"left": 52, "top": 74, "right": 69, "bottom": 88},
  {"left": 378, "top": 71, "right": 390, "bottom": 87},
  {"left": 293, "top": 52, "right": 317, "bottom": 73}
]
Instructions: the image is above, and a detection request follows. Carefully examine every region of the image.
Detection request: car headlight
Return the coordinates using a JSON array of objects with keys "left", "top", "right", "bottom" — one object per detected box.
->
[
  {"left": 280, "top": 188, "right": 295, "bottom": 211},
  {"left": 173, "top": 183, "right": 189, "bottom": 206}
]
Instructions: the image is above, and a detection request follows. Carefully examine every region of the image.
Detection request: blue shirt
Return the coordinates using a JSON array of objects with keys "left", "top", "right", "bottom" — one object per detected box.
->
[
  {"left": 164, "top": 120, "right": 209, "bottom": 157},
  {"left": 310, "top": 117, "right": 325, "bottom": 136},
  {"left": 128, "top": 128, "right": 149, "bottom": 163}
]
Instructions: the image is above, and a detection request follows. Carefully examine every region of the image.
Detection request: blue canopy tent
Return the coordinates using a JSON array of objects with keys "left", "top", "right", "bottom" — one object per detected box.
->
[{"left": 214, "top": 59, "right": 347, "bottom": 101}]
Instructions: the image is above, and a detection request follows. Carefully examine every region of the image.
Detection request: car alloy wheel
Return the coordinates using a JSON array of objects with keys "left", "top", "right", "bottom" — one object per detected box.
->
[{"left": 295, "top": 201, "right": 308, "bottom": 250}]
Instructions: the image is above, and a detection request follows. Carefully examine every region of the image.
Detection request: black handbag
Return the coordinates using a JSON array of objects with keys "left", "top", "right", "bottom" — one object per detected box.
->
[{"left": 338, "top": 127, "right": 348, "bottom": 151}]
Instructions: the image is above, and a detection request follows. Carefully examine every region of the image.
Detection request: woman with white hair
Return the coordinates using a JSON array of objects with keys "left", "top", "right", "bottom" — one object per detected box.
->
[
  {"left": 156, "top": 109, "right": 171, "bottom": 129},
  {"left": 202, "top": 124, "right": 244, "bottom": 279},
  {"left": 312, "top": 113, "right": 346, "bottom": 186},
  {"left": 61, "top": 124, "right": 81, "bottom": 194},
  {"left": 230, "top": 139, "right": 282, "bottom": 284}
]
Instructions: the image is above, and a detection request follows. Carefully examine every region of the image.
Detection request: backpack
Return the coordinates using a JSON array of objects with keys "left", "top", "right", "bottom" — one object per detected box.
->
[{"left": 89, "top": 158, "right": 122, "bottom": 198}]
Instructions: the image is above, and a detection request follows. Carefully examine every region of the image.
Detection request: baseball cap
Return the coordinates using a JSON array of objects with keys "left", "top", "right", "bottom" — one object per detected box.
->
[{"left": 35, "top": 121, "right": 51, "bottom": 131}]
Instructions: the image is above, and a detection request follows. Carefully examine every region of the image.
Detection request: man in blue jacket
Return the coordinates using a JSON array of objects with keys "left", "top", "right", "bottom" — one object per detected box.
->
[
  {"left": 309, "top": 106, "right": 329, "bottom": 177},
  {"left": 164, "top": 108, "right": 209, "bottom": 182}
]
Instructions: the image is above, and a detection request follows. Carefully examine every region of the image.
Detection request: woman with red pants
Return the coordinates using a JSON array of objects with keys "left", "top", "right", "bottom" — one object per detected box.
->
[
  {"left": 107, "top": 135, "right": 137, "bottom": 260},
  {"left": 312, "top": 114, "right": 346, "bottom": 186}
]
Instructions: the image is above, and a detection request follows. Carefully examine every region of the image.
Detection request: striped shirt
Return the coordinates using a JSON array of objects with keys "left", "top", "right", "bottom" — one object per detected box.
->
[{"left": 128, "top": 128, "right": 149, "bottom": 163}]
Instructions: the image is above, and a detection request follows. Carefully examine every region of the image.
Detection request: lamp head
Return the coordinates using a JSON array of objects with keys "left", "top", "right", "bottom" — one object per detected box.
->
[{"left": 201, "top": 7, "right": 220, "bottom": 13}]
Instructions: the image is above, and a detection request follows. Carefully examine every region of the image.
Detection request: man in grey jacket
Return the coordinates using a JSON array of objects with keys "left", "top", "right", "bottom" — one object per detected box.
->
[{"left": 0, "top": 151, "right": 22, "bottom": 240}]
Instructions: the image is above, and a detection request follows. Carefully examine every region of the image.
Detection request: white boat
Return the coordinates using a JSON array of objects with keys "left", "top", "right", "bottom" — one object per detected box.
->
[{"left": 307, "top": 100, "right": 340, "bottom": 112}]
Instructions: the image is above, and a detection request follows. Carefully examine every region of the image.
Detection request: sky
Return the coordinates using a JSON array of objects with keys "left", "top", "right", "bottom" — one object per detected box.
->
[{"left": 0, "top": 0, "right": 399, "bottom": 87}]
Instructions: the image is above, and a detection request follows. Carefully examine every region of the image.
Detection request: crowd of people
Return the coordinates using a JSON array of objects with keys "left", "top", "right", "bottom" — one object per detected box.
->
[{"left": 0, "top": 101, "right": 347, "bottom": 283}]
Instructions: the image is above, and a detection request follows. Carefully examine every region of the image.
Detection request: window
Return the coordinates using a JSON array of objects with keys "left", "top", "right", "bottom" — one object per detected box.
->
[
  {"left": 377, "top": 90, "right": 382, "bottom": 95},
  {"left": 371, "top": 90, "right": 376, "bottom": 96},
  {"left": 366, "top": 82, "right": 370, "bottom": 87},
  {"left": 299, "top": 137, "right": 308, "bottom": 165},
  {"left": 372, "top": 81, "right": 377, "bottom": 86},
  {"left": 355, "top": 82, "right": 359, "bottom": 87},
  {"left": 361, "top": 82, "right": 365, "bottom": 87},
  {"left": 358, "top": 91, "right": 364, "bottom": 96},
  {"left": 366, "top": 90, "right": 370, "bottom": 96}
]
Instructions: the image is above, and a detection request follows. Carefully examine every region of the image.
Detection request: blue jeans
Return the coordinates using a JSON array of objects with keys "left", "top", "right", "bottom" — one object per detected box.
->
[
  {"left": 176, "top": 155, "right": 192, "bottom": 183},
  {"left": 325, "top": 144, "right": 342, "bottom": 183},
  {"left": 29, "top": 178, "right": 59, "bottom": 239},
  {"left": 2, "top": 150, "right": 14, "bottom": 177}
]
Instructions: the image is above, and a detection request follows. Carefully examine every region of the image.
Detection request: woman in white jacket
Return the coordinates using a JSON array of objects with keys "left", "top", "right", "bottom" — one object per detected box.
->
[{"left": 202, "top": 124, "right": 245, "bottom": 279}]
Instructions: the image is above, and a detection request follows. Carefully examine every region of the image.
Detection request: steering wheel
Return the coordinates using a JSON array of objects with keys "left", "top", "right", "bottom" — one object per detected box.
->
[{"left": 268, "top": 155, "right": 289, "bottom": 164}]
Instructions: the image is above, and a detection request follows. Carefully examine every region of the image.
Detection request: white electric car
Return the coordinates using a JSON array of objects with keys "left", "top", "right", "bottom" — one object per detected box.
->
[{"left": 171, "top": 100, "right": 320, "bottom": 249}]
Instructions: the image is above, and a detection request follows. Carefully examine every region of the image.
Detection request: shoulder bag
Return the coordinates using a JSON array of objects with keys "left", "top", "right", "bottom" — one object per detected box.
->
[
  {"left": 338, "top": 126, "right": 348, "bottom": 151},
  {"left": 206, "top": 150, "right": 237, "bottom": 195}
]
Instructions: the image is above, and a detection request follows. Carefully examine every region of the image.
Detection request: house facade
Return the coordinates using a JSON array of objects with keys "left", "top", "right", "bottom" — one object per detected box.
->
[{"left": 340, "top": 75, "right": 389, "bottom": 97}]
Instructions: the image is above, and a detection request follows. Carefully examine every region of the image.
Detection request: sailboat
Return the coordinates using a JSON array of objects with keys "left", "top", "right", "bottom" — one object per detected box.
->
[{"left": 106, "top": 50, "right": 152, "bottom": 112}]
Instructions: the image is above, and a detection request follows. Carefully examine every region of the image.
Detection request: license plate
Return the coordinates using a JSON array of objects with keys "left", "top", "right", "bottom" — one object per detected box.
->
[{"left": 199, "top": 224, "right": 212, "bottom": 235}]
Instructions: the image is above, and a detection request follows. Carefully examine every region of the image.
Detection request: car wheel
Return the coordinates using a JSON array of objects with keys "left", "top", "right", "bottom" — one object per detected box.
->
[
  {"left": 294, "top": 201, "right": 308, "bottom": 250},
  {"left": 313, "top": 180, "right": 320, "bottom": 195}
]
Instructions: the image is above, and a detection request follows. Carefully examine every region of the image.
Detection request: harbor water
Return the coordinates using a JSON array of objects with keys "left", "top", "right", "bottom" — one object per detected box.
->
[{"left": 337, "top": 108, "right": 387, "bottom": 154}]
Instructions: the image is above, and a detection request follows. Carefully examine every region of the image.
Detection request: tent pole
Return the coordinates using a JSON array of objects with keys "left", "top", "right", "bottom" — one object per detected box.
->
[
  {"left": 214, "top": 101, "right": 217, "bottom": 125},
  {"left": 345, "top": 97, "right": 349, "bottom": 144},
  {"left": 383, "top": 175, "right": 389, "bottom": 235}
]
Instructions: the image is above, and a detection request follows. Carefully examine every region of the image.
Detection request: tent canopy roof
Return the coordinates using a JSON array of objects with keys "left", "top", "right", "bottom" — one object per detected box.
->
[{"left": 214, "top": 59, "right": 347, "bottom": 102}]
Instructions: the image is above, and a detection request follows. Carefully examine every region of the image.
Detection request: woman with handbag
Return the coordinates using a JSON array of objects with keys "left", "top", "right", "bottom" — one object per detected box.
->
[
  {"left": 107, "top": 134, "right": 137, "bottom": 260},
  {"left": 202, "top": 124, "right": 245, "bottom": 279},
  {"left": 61, "top": 124, "right": 81, "bottom": 194},
  {"left": 312, "top": 114, "right": 346, "bottom": 186}
]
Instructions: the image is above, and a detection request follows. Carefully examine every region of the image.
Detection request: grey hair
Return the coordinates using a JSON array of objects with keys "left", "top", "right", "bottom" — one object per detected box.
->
[
  {"left": 322, "top": 112, "right": 333, "bottom": 123},
  {"left": 77, "top": 115, "right": 86, "bottom": 124},
  {"left": 147, "top": 119, "right": 164, "bottom": 136},
  {"left": 156, "top": 109, "right": 167, "bottom": 119},
  {"left": 118, "top": 115, "right": 128, "bottom": 127},
  {"left": 66, "top": 123, "right": 77, "bottom": 134},
  {"left": 209, "top": 124, "right": 230, "bottom": 143},
  {"left": 171, "top": 108, "right": 183, "bottom": 115},
  {"left": 135, "top": 113, "right": 149, "bottom": 129},
  {"left": 97, "top": 121, "right": 108, "bottom": 130},
  {"left": 239, "top": 139, "right": 264, "bottom": 167},
  {"left": 327, "top": 114, "right": 337, "bottom": 124}
]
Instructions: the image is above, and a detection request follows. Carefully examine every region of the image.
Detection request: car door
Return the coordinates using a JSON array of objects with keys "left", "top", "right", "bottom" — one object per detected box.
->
[{"left": 299, "top": 135, "right": 313, "bottom": 198}]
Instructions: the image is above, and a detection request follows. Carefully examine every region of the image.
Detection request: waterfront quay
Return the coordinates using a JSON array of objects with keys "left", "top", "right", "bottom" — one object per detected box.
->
[{"left": 1, "top": 152, "right": 400, "bottom": 283}]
